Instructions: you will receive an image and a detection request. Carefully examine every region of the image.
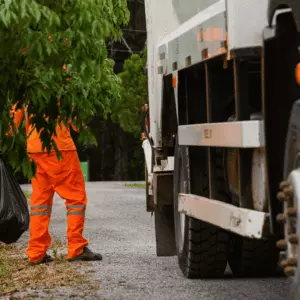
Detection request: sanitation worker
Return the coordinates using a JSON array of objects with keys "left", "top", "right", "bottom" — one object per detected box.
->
[{"left": 10, "top": 104, "right": 102, "bottom": 264}]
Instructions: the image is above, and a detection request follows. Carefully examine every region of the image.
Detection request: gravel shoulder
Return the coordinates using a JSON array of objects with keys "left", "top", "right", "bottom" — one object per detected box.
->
[{"left": 3, "top": 182, "right": 289, "bottom": 299}]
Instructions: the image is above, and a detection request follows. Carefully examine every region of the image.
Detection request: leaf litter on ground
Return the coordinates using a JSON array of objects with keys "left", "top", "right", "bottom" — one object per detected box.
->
[{"left": 0, "top": 239, "right": 100, "bottom": 297}]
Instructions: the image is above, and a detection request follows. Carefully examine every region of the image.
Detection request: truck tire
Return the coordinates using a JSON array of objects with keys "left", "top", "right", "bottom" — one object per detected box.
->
[
  {"left": 228, "top": 236, "right": 278, "bottom": 277},
  {"left": 225, "top": 113, "right": 279, "bottom": 277},
  {"left": 227, "top": 156, "right": 279, "bottom": 278},
  {"left": 173, "top": 142, "right": 229, "bottom": 278},
  {"left": 227, "top": 161, "right": 279, "bottom": 278}
]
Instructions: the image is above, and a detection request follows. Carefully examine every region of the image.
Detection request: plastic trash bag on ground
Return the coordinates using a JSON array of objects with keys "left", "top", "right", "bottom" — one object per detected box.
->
[{"left": 0, "top": 156, "right": 29, "bottom": 244}]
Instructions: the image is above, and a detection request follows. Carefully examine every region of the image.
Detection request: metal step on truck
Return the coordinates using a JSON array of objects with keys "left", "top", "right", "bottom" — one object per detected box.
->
[{"left": 142, "top": 0, "right": 300, "bottom": 298}]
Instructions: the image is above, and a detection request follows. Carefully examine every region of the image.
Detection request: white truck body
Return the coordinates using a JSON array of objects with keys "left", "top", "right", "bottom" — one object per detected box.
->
[
  {"left": 143, "top": 0, "right": 300, "bottom": 291},
  {"left": 145, "top": 0, "right": 269, "bottom": 148},
  {"left": 143, "top": 0, "right": 272, "bottom": 243}
]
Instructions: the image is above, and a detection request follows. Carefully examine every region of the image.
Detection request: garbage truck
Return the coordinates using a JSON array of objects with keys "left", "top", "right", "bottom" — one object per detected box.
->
[{"left": 142, "top": 0, "right": 300, "bottom": 298}]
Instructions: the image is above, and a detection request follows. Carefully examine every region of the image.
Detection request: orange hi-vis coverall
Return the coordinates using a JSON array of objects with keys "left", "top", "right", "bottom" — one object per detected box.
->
[{"left": 11, "top": 105, "right": 88, "bottom": 262}]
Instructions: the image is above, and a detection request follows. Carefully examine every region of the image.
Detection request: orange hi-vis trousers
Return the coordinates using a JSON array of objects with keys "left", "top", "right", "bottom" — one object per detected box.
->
[{"left": 26, "top": 150, "right": 88, "bottom": 263}]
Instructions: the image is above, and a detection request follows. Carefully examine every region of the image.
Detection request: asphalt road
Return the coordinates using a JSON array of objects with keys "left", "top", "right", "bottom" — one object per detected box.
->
[{"left": 19, "top": 182, "right": 290, "bottom": 300}]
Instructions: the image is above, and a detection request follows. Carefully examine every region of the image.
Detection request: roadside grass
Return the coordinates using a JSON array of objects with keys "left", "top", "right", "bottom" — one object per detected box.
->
[
  {"left": 124, "top": 183, "right": 146, "bottom": 189},
  {"left": 0, "top": 240, "right": 99, "bottom": 297}
]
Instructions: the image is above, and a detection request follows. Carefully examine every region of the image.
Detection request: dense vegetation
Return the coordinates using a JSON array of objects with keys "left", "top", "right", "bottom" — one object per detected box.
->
[
  {"left": 112, "top": 49, "right": 147, "bottom": 135},
  {"left": 0, "top": 0, "right": 129, "bottom": 178}
]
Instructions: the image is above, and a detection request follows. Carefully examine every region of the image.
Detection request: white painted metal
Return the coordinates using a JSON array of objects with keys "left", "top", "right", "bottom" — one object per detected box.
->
[
  {"left": 167, "top": 3, "right": 227, "bottom": 74},
  {"left": 145, "top": 0, "right": 178, "bottom": 148},
  {"left": 180, "top": 212, "right": 185, "bottom": 248},
  {"left": 178, "top": 121, "right": 265, "bottom": 148},
  {"left": 142, "top": 139, "right": 153, "bottom": 176},
  {"left": 144, "top": 0, "right": 274, "bottom": 148},
  {"left": 167, "top": 156, "right": 175, "bottom": 171},
  {"left": 178, "top": 172, "right": 189, "bottom": 253},
  {"left": 271, "top": 8, "right": 292, "bottom": 25},
  {"left": 145, "top": 0, "right": 211, "bottom": 147},
  {"left": 226, "top": 0, "right": 269, "bottom": 54},
  {"left": 263, "top": 26, "right": 276, "bottom": 40},
  {"left": 252, "top": 148, "right": 269, "bottom": 212},
  {"left": 157, "top": 0, "right": 226, "bottom": 49},
  {"left": 178, "top": 193, "right": 268, "bottom": 239},
  {"left": 145, "top": 0, "right": 226, "bottom": 147},
  {"left": 264, "top": 9, "right": 293, "bottom": 40},
  {"left": 153, "top": 156, "right": 175, "bottom": 172}
]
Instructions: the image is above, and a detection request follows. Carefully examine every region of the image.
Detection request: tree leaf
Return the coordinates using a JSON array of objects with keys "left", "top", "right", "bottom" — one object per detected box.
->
[{"left": 0, "top": 0, "right": 130, "bottom": 178}]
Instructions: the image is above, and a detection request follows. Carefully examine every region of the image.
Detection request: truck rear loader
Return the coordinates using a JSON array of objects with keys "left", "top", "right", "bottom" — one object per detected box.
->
[{"left": 142, "top": 0, "right": 300, "bottom": 298}]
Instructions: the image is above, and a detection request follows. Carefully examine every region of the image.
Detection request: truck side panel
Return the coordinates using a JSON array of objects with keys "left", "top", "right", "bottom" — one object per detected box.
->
[
  {"left": 172, "top": 0, "right": 219, "bottom": 24},
  {"left": 159, "top": 1, "right": 227, "bottom": 75},
  {"left": 167, "top": 8, "right": 227, "bottom": 74},
  {"left": 226, "top": 0, "right": 269, "bottom": 55},
  {"left": 146, "top": 0, "right": 271, "bottom": 150},
  {"left": 145, "top": 0, "right": 222, "bottom": 148}
]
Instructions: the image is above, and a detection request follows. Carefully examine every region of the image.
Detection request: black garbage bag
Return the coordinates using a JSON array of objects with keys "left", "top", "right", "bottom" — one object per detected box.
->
[{"left": 0, "top": 157, "right": 29, "bottom": 244}]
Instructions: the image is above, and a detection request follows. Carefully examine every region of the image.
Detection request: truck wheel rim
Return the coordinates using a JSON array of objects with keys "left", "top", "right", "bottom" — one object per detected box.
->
[
  {"left": 252, "top": 148, "right": 268, "bottom": 212},
  {"left": 180, "top": 180, "right": 187, "bottom": 244},
  {"left": 178, "top": 157, "right": 187, "bottom": 253}
]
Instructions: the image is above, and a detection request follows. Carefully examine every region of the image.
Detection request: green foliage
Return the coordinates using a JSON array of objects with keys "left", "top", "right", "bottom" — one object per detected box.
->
[
  {"left": 124, "top": 183, "right": 145, "bottom": 189},
  {"left": 111, "top": 49, "right": 148, "bottom": 135},
  {"left": 0, "top": 0, "right": 129, "bottom": 179}
]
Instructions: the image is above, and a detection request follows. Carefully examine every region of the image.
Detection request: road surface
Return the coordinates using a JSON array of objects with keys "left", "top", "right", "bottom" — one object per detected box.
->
[{"left": 19, "top": 182, "right": 289, "bottom": 300}]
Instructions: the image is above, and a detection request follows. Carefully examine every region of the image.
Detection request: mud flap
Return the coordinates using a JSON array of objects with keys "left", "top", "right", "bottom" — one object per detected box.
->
[
  {"left": 153, "top": 173, "right": 176, "bottom": 256},
  {"left": 154, "top": 205, "right": 176, "bottom": 256}
]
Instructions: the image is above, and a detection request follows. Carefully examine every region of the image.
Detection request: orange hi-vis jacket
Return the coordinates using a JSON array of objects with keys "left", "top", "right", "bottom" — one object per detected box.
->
[
  {"left": 10, "top": 104, "right": 89, "bottom": 262},
  {"left": 11, "top": 104, "right": 77, "bottom": 153}
]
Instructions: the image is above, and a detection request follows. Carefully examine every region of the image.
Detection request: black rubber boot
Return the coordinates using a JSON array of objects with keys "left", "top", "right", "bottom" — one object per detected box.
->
[
  {"left": 67, "top": 247, "right": 103, "bottom": 262},
  {"left": 29, "top": 254, "right": 53, "bottom": 265}
]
